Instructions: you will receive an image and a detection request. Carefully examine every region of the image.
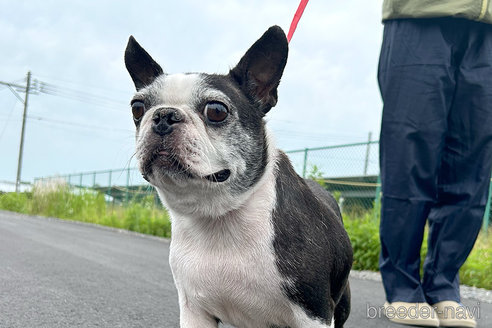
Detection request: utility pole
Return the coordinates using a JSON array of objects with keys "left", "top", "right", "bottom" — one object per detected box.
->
[
  {"left": 0, "top": 72, "right": 35, "bottom": 192},
  {"left": 15, "top": 72, "right": 31, "bottom": 192}
]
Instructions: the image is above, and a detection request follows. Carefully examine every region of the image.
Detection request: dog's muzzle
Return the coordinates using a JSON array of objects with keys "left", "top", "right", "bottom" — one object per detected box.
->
[{"left": 147, "top": 107, "right": 231, "bottom": 183}]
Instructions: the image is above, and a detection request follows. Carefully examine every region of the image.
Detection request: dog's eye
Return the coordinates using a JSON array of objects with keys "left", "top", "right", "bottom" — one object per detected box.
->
[
  {"left": 204, "top": 102, "right": 228, "bottom": 123},
  {"left": 131, "top": 101, "right": 145, "bottom": 121}
]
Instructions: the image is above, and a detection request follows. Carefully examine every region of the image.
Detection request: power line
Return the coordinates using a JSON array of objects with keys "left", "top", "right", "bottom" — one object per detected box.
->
[
  {"left": 1, "top": 73, "right": 135, "bottom": 142},
  {"left": 0, "top": 100, "right": 19, "bottom": 141},
  {"left": 273, "top": 130, "right": 364, "bottom": 143},
  {"left": 27, "top": 114, "right": 133, "bottom": 134},
  {"left": 2, "top": 74, "right": 129, "bottom": 111},
  {"left": 38, "top": 81, "right": 128, "bottom": 107},
  {"left": 38, "top": 88, "right": 127, "bottom": 111},
  {"left": 269, "top": 119, "right": 364, "bottom": 136},
  {"left": 28, "top": 120, "right": 135, "bottom": 143},
  {"left": 35, "top": 73, "right": 131, "bottom": 97}
]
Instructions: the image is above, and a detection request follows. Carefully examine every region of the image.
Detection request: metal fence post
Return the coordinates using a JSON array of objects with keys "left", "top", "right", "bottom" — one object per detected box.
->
[
  {"left": 125, "top": 167, "right": 130, "bottom": 204},
  {"left": 79, "top": 173, "right": 83, "bottom": 189},
  {"left": 373, "top": 175, "right": 382, "bottom": 221},
  {"left": 93, "top": 172, "right": 96, "bottom": 188},
  {"left": 302, "top": 148, "right": 308, "bottom": 178},
  {"left": 108, "top": 170, "right": 112, "bottom": 201},
  {"left": 364, "top": 132, "right": 372, "bottom": 176},
  {"left": 483, "top": 178, "right": 492, "bottom": 234}
]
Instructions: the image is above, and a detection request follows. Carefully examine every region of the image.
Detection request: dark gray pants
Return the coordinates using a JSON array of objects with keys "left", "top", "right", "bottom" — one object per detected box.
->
[{"left": 378, "top": 17, "right": 492, "bottom": 304}]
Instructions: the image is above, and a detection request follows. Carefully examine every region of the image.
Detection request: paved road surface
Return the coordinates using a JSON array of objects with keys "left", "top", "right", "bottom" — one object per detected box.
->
[{"left": 0, "top": 210, "right": 490, "bottom": 327}]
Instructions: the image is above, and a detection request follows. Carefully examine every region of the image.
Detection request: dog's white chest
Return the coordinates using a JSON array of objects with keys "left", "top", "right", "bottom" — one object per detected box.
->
[
  {"left": 168, "top": 209, "right": 332, "bottom": 328},
  {"left": 168, "top": 174, "right": 294, "bottom": 327},
  {"left": 170, "top": 235, "right": 289, "bottom": 326}
]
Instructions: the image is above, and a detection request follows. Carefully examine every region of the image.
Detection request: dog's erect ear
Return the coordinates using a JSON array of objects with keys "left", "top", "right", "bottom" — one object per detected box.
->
[
  {"left": 125, "top": 36, "right": 164, "bottom": 91},
  {"left": 230, "top": 26, "right": 288, "bottom": 114}
]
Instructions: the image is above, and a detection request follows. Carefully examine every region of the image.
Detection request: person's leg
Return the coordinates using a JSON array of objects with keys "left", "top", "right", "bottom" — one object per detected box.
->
[
  {"left": 378, "top": 18, "right": 456, "bottom": 303},
  {"left": 423, "top": 20, "right": 492, "bottom": 305}
]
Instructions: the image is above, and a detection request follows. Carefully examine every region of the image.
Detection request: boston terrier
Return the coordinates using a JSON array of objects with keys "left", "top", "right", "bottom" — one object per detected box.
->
[{"left": 125, "top": 26, "right": 352, "bottom": 328}]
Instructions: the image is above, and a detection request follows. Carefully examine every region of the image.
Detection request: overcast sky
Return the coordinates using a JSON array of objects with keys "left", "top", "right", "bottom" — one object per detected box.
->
[{"left": 0, "top": 0, "right": 384, "bottom": 186}]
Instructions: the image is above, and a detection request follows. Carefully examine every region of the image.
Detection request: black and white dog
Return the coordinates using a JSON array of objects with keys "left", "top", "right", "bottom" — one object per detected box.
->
[{"left": 125, "top": 26, "right": 352, "bottom": 328}]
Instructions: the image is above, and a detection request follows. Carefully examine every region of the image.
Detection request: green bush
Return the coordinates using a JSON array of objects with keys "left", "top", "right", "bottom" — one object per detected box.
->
[
  {"left": 30, "top": 184, "right": 107, "bottom": 223},
  {"left": 344, "top": 212, "right": 381, "bottom": 271},
  {"left": 343, "top": 210, "right": 492, "bottom": 290},
  {"left": 0, "top": 192, "right": 30, "bottom": 213},
  {"left": 120, "top": 195, "right": 171, "bottom": 237},
  {"left": 460, "top": 235, "right": 492, "bottom": 290}
]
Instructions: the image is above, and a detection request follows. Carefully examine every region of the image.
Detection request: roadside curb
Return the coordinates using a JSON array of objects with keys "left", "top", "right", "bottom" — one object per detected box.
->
[{"left": 350, "top": 270, "right": 492, "bottom": 304}]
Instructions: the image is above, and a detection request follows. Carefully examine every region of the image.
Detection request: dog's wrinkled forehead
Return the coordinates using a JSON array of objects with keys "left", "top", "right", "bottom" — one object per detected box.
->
[
  {"left": 154, "top": 73, "right": 201, "bottom": 107},
  {"left": 137, "top": 73, "right": 233, "bottom": 112}
]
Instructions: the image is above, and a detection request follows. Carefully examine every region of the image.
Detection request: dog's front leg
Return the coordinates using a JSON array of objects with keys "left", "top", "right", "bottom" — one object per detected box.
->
[
  {"left": 179, "top": 305, "right": 218, "bottom": 328},
  {"left": 178, "top": 295, "right": 218, "bottom": 328}
]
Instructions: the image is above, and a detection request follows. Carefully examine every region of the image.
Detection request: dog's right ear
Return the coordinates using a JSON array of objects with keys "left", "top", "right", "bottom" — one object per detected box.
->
[
  {"left": 125, "top": 36, "right": 163, "bottom": 91},
  {"left": 230, "top": 26, "right": 288, "bottom": 114}
]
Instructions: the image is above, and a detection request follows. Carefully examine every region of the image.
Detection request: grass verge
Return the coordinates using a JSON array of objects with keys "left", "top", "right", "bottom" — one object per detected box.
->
[{"left": 0, "top": 184, "right": 171, "bottom": 238}]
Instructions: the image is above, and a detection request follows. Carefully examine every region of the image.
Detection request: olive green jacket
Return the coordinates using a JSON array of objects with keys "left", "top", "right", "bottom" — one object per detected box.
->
[{"left": 383, "top": 0, "right": 492, "bottom": 24}]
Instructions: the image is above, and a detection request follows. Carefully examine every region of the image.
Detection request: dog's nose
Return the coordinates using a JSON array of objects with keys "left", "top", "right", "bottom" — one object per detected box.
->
[{"left": 152, "top": 108, "right": 183, "bottom": 136}]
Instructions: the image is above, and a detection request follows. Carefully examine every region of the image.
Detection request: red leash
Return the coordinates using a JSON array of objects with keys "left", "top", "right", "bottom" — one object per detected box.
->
[{"left": 287, "top": 0, "right": 309, "bottom": 43}]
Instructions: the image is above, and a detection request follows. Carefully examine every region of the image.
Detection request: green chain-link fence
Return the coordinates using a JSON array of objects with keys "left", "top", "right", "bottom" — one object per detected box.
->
[
  {"left": 34, "top": 140, "right": 490, "bottom": 233},
  {"left": 285, "top": 141, "right": 380, "bottom": 216},
  {"left": 34, "top": 167, "right": 154, "bottom": 205}
]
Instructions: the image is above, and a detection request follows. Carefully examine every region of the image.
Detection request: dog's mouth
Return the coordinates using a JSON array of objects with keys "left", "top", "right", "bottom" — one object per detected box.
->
[
  {"left": 143, "top": 149, "right": 231, "bottom": 183},
  {"left": 141, "top": 150, "right": 190, "bottom": 181}
]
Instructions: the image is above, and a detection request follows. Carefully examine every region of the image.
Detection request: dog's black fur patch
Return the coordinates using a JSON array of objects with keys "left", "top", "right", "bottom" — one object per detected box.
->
[
  {"left": 203, "top": 74, "right": 269, "bottom": 191},
  {"left": 272, "top": 152, "right": 352, "bottom": 327}
]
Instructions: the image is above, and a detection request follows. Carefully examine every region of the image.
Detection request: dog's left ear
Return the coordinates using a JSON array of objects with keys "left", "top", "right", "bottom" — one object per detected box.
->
[
  {"left": 230, "top": 26, "right": 288, "bottom": 114},
  {"left": 125, "top": 36, "right": 164, "bottom": 91}
]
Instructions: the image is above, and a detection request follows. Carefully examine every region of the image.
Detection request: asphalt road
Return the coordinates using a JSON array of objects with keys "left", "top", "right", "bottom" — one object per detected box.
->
[{"left": 0, "top": 210, "right": 490, "bottom": 328}]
